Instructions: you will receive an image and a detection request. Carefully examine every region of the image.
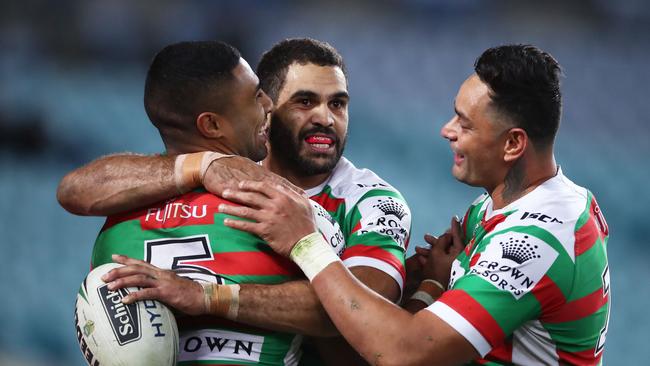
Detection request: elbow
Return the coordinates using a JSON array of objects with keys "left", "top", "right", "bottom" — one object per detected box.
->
[{"left": 57, "top": 174, "right": 92, "bottom": 216}]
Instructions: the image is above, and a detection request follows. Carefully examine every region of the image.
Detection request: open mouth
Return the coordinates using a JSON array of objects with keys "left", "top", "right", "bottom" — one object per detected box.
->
[
  {"left": 305, "top": 134, "right": 335, "bottom": 152},
  {"left": 454, "top": 152, "right": 465, "bottom": 165}
]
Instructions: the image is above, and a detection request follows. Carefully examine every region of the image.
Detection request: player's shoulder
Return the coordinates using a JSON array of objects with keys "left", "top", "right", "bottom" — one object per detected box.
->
[
  {"left": 325, "top": 157, "right": 406, "bottom": 203},
  {"left": 493, "top": 169, "right": 592, "bottom": 258}
]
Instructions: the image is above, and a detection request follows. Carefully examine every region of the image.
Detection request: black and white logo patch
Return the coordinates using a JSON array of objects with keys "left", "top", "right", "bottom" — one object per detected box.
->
[
  {"left": 469, "top": 232, "right": 558, "bottom": 299},
  {"left": 356, "top": 196, "right": 411, "bottom": 249},
  {"left": 373, "top": 197, "right": 408, "bottom": 220},
  {"left": 98, "top": 285, "right": 141, "bottom": 345}
]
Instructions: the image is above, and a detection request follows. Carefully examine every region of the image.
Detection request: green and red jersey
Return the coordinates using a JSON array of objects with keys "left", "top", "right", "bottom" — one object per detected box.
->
[
  {"left": 92, "top": 190, "right": 343, "bottom": 366},
  {"left": 427, "top": 169, "right": 610, "bottom": 365},
  {"left": 305, "top": 157, "right": 411, "bottom": 294}
]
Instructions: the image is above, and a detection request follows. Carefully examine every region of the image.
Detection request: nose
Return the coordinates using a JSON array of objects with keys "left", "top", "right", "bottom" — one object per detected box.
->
[
  {"left": 440, "top": 116, "right": 458, "bottom": 141},
  {"left": 311, "top": 103, "right": 334, "bottom": 127}
]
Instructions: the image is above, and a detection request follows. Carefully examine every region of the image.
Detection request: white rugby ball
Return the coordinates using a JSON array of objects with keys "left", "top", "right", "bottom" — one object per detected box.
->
[
  {"left": 74, "top": 263, "right": 179, "bottom": 366},
  {"left": 310, "top": 200, "right": 345, "bottom": 256}
]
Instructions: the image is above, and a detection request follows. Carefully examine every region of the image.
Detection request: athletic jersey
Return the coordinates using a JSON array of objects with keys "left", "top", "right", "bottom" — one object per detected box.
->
[
  {"left": 305, "top": 157, "right": 411, "bottom": 294},
  {"left": 426, "top": 169, "right": 610, "bottom": 365},
  {"left": 91, "top": 190, "right": 344, "bottom": 366}
]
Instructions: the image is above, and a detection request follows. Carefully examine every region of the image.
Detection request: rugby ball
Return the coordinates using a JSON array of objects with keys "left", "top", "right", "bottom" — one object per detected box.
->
[
  {"left": 74, "top": 263, "right": 179, "bottom": 366},
  {"left": 310, "top": 200, "right": 345, "bottom": 256}
]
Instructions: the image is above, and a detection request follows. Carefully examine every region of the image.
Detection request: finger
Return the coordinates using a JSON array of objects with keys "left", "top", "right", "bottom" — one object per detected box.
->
[
  {"left": 237, "top": 180, "right": 279, "bottom": 198},
  {"left": 219, "top": 203, "right": 264, "bottom": 222},
  {"left": 221, "top": 189, "right": 269, "bottom": 208},
  {"left": 122, "top": 287, "right": 160, "bottom": 304},
  {"left": 111, "top": 254, "right": 150, "bottom": 267},
  {"left": 423, "top": 234, "right": 438, "bottom": 246},
  {"left": 102, "top": 263, "right": 157, "bottom": 282},
  {"left": 414, "top": 246, "right": 430, "bottom": 256},
  {"left": 450, "top": 216, "right": 464, "bottom": 253},
  {"left": 107, "top": 274, "right": 157, "bottom": 291},
  {"left": 430, "top": 233, "right": 452, "bottom": 255},
  {"left": 223, "top": 217, "right": 265, "bottom": 237}
]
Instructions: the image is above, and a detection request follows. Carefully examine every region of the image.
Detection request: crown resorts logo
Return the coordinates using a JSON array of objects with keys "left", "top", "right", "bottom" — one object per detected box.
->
[
  {"left": 315, "top": 205, "right": 337, "bottom": 227},
  {"left": 500, "top": 235, "right": 541, "bottom": 264},
  {"left": 372, "top": 197, "right": 407, "bottom": 220}
]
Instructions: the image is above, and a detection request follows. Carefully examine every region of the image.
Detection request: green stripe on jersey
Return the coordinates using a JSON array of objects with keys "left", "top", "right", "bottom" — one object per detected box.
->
[
  {"left": 548, "top": 302, "right": 609, "bottom": 352},
  {"left": 452, "top": 275, "right": 540, "bottom": 336},
  {"left": 568, "top": 240, "right": 608, "bottom": 302}
]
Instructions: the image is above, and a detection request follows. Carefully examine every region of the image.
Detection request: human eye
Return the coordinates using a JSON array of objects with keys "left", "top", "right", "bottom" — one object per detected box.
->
[
  {"left": 299, "top": 98, "right": 311, "bottom": 106},
  {"left": 330, "top": 99, "right": 347, "bottom": 109}
]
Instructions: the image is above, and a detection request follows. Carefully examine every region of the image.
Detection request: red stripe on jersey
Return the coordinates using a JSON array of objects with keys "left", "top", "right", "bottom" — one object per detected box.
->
[
  {"left": 557, "top": 347, "right": 602, "bottom": 366},
  {"left": 574, "top": 215, "right": 599, "bottom": 257},
  {"left": 469, "top": 253, "right": 481, "bottom": 267},
  {"left": 482, "top": 213, "right": 507, "bottom": 234},
  {"left": 184, "top": 252, "right": 301, "bottom": 276},
  {"left": 484, "top": 339, "right": 513, "bottom": 364},
  {"left": 438, "top": 289, "right": 505, "bottom": 349},
  {"left": 543, "top": 287, "right": 608, "bottom": 324},
  {"left": 101, "top": 192, "right": 239, "bottom": 232},
  {"left": 310, "top": 193, "right": 345, "bottom": 213},
  {"left": 351, "top": 221, "right": 362, "bottom": 234},
  {"left": 575, "top": 197, "right": 608, "bottom": 257},
  {"left": 533, "top": 275, "right": 567, "bottom": 322},
  {"left": 341, "top": 244, "right": 405, "bottom": 280}
]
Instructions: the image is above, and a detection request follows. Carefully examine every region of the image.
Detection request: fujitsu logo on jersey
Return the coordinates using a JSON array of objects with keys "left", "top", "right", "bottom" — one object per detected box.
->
[
  {"left": 139, "top": 193, "right": 221, "bottom": 230},
  {"left": 145, "top": 203, "right": 208, "bottom": 223}
]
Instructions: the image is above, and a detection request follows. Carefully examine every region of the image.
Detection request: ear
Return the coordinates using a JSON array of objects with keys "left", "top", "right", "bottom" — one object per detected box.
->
[
  {"left": 503, "top": 127, "right": 527, "bottom": 163},
  {"left": 196, "top": 112, "right": 227, "bottom": 139}
]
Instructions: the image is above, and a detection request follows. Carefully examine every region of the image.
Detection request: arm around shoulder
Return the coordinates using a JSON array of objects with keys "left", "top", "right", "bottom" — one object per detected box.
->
[{"left": 57, "top": 153, "right": 177, "bottom": 216}]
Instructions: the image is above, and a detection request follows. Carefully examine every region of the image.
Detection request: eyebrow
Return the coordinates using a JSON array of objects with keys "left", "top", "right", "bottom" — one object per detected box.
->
[
  {"left": 290, "top": 90, "right": 350, "bottom": 100},
  {"left": 454, "top": 103, "right": 468, "bottom": 120}
]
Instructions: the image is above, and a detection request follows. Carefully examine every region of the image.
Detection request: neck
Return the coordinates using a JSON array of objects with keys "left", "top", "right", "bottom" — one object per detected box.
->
[
  {"left": 263, "top": 153, "right": 331, "bottom": 190},
  {"left": 164, "top": 135, "right": 233, "bottom": 156},
  {"left": 489, "top": 153, "right": 557, "bottom": 210}
]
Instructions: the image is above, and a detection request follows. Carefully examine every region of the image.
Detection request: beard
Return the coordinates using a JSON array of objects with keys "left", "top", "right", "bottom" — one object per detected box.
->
[{"left": 268, "top": 113, "right": 346, "bottom": 176}]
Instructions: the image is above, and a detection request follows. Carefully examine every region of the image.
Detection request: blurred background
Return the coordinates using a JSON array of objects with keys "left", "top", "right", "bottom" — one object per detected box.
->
[{"left": 1, "top": 0, "right": 648, "bottom": 364}]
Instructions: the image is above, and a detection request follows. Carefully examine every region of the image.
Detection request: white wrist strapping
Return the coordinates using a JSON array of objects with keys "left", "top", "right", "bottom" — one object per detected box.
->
[
  {"left": 410, "top": 291, "right": 435, "bottom": 306},
  {"left": 174, "top": 151, "right": 232, "bottom": 194},
  {"left": 290, "top": 232, "right": 340, "bottom": 281}
]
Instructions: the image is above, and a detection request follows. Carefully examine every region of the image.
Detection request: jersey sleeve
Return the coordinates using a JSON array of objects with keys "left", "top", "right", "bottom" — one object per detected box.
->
[
  {"left": 340, "top": 189, "right": 410, "bottom": 294},
  {"left": 426, "top": 229, "right": 564, "bottom": 356}
]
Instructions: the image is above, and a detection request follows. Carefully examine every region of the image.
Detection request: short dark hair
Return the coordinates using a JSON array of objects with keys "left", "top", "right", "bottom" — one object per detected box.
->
[
  {"left": 144, "top": 41, "right": 241, "bottom": 136},
  {"left": 256, "top": 38, "right": 347, "bottom": 102},
  {"left": 475, "top": 44, "right": 562, "bottom": 149}
]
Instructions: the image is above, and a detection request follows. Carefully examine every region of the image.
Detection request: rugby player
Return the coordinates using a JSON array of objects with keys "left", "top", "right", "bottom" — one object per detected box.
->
[
  {"left": 60, "top": 38, "right": 411, "bottom": 365},
  {"left": 214, "top": 44, "right": 611, "bottom": 365}
]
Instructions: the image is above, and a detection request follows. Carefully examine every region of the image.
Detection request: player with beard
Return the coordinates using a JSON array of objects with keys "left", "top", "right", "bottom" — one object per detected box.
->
[
  {"left": 209, "top": 44, "right": 611, "bottom": 365},
  {"left": 59, "top": 38, "right": 410, "bottom": 365}
]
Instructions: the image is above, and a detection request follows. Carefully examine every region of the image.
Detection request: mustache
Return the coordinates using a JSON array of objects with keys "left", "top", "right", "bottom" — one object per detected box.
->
[{"left": 299, "top": 126, "right": 339, "bottom": 144}]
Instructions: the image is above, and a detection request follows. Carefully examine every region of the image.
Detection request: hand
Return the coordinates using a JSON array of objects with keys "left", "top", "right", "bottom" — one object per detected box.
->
[
  {"left": 203, "top": 156, "right": 301, "bottom": 196},
  {"left": 219, "top": 180, "right": 317, "bottom": 257},
  {"left": 403, "top": 246, "right": 430, "bottom": 298},
  {"left": 101, "top": 254, "right": 205, "bottom": 315},
  {"left": 421, "top": 217, "right": 465, "bottom": 288}
]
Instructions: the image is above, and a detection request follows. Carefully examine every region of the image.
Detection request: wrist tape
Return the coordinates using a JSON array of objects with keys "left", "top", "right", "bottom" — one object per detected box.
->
[
  {"left": 201, "top": 282, "right": 240, "bottom": 320},
  {"left": 409, "top": 279, "right": 445, "bottom": 306},
  {"left": 290, "top": 232, "right": 340, "bottom": 281},
  {"left": 174, "top": 152, "right": 231, "bottom": 194}
]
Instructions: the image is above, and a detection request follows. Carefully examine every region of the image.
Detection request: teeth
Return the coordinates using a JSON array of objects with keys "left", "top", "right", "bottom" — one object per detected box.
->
[{"left": 312, "top": 143, "right": 329, "bottom": 149}]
